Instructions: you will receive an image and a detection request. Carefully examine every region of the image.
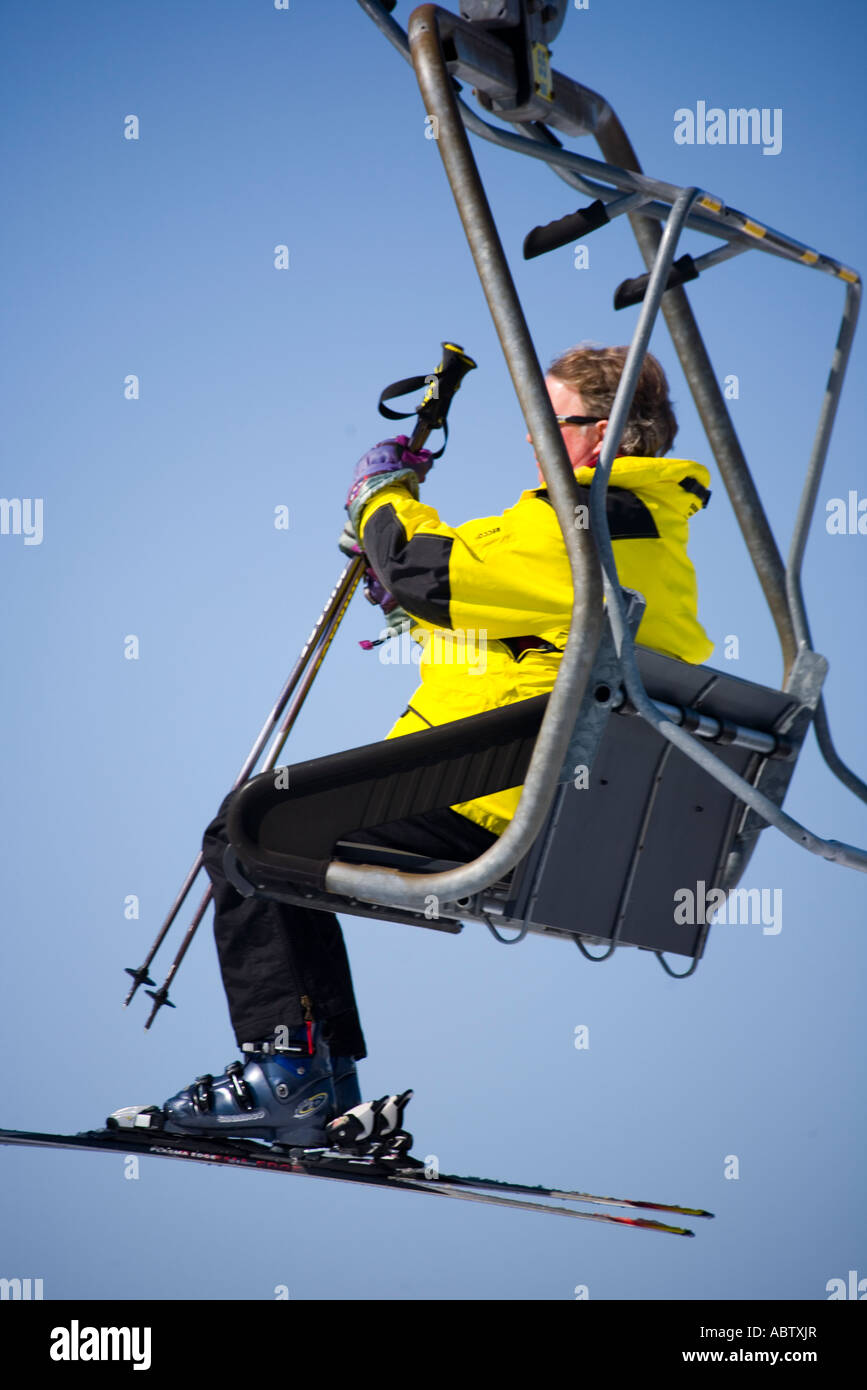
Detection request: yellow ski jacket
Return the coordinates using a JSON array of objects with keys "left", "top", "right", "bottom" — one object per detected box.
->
[{"left": 357, "top": 456, "right": 714, "bottom": 836}]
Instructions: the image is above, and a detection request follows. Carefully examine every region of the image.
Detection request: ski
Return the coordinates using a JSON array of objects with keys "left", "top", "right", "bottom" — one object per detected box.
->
[
  {"left": 0, "top": 1126, "right": 710, "bottom": 1236},
  {"left": 390, "top": 1170, "right": 714, "bottom": 1221}
]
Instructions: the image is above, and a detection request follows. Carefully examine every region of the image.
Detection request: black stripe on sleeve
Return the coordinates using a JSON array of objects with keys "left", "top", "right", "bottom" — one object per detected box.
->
[
  {"left": 679, "top": 476, "right": 711, "bottom": 507},
  {"left": 599, "top": 486, "right": 659, "bottom": 540},
  {"left": 538, "top": 485, "right": 659, "bottom": 540},
  {"left": 361, "top": 503, "right": 454, "bottom": 628}
]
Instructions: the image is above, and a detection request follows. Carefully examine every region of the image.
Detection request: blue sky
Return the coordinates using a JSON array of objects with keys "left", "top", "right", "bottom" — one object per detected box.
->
[{"left": 2, "top": 0, "right": 865, "bottom": 1301}]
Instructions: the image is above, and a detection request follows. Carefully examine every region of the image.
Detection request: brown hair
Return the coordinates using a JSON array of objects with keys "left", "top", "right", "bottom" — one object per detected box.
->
[{"left": 547, "top": 345, "right": 678, "bottom": 456}]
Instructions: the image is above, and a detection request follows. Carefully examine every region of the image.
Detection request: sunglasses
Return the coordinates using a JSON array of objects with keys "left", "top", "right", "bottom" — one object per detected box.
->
[{"left": 555, "top": 415, "right": 606, "bottom": 427}]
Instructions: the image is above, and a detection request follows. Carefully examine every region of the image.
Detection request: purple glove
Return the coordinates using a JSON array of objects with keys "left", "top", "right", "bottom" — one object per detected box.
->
[
  {"left": 346, "top": 435, "right": 434, "bottom": 531},
  {"left": 336, "top": 519, "right": 412, "bottom": 648},
  {"left": 361, "top": 569, "right": 393, "bottom": 611},
  {"left": 358, "top": 567, "right": 413, "bottom": 648}
]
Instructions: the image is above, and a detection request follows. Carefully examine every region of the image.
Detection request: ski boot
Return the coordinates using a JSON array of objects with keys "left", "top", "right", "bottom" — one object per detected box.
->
[
  {"left": 330, "top": 1055, "right": 362, "bottom": 1115},
  {"left": 109, "top": 1025, "right": 337, "bottom": 1147}
]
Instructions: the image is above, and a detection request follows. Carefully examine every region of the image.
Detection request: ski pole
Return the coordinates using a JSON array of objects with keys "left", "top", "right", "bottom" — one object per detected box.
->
[
  {"left": 134, "top": 342, "right": 476, "bottom": 1028},
  {"left": 123, "top": 557, "right": 364, "bottom": 1008},
  {"left": 140, "top": 564, "right": 363, "bottom": 1028}
]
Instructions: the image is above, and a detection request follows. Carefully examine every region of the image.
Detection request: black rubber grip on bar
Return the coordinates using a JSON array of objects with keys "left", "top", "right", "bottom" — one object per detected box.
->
[
  {"left": 679, "top": 706, "right": 703, "bottom": 734},
  {"left": 771, "top": 736, "right": 795, "bottom": 762},
  {"left": 714, "top": 719, "right": 740, "bottom": 747},
  {"left": 523, "top": 201, "right": 610, "bottom": 260},
  {"left": 614, "top": 254, "right": 699, "bottom": 310}
]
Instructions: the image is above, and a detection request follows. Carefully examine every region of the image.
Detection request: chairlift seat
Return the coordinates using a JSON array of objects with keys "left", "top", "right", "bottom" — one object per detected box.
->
[{"left": 225, "top": 647, "right": 817, "bottom": 968}]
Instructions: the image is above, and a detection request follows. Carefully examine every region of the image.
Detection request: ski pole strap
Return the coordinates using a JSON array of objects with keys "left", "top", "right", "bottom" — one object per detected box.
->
[
  {"left": 378, "top": 375, "right": 430, "bottom": 419},
  {"left": 378, "top": 341, "right": 477, "bottom": 459},
  {"left": 378, "top": 375, "right": 449, "bottom": 458}
]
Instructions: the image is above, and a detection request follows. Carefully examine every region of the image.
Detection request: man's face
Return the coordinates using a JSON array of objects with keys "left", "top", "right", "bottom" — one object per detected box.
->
[{"left": 528, "top": 376, "right": 609, "bottom": 486}]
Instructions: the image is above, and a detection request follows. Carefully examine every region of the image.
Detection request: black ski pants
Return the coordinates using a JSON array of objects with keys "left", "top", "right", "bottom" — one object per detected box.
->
[{"left": 202, "top": 794, "right": 499, "bottom": 1060}]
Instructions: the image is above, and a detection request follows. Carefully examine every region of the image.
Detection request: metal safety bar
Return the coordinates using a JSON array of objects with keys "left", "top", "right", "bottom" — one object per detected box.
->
[{"left": 580, "top": 188, "right": 867, "bottom": 872}]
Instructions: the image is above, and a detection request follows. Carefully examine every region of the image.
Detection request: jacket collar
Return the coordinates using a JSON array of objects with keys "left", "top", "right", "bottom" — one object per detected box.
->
[{"left": 523, "top": 456, "right": 711, "bottom": 514}]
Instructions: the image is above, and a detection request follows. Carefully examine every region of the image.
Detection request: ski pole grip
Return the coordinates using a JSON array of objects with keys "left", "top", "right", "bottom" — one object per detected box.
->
[
  {"left": 414, "top": 341, "right": 477, "bottom": 435},
  {"left": 378, "top": 342, "right": 476, "bottom": 456}
]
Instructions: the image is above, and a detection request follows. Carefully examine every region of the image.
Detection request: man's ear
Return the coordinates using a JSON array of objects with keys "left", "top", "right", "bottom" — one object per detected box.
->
[{"left": 591, "top": 419, "right": 608, "bottom": 459}]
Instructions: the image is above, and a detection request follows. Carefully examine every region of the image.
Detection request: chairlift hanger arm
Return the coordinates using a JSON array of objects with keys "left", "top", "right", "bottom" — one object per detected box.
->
[
  {"left": 536, "top": 118, "right": 862, "bottom": 808},
  {"left": 351, "top": 1, "right": 867, "bottom": 886},
  {"left": 362, "top": 4, "right": 859, "bottom": 284},
  {"left": 357, "top": 1, "right": 797, "bottom": 679},
  {"left": 325, "top": 3, "right": 607, "bottom": 911},
  {"left": 363, "top": 1, "right": 860, "bottom": 694}
]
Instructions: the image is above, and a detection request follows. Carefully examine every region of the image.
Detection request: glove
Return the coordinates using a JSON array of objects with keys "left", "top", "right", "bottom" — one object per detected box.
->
[
  {"left": 346, "top": 435, "right": 434, "bottom": 532},
  {"left": 338, "top": 518, "right": 363, "bottom": 558},
  {"left": 362, "top": 566, "right": 414, "bottom": 638}
]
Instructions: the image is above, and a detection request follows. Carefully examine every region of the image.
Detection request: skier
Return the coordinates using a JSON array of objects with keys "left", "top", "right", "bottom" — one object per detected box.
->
[{"left": 112, "top": 345, "right": 713, "bottom": 1147}]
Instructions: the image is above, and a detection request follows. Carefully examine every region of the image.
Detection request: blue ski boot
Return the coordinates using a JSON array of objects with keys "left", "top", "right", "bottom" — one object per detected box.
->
[
  {"left": 330, "top": 1055, "right": 362, "bottom": 1115},
  {"left": 109, "top": 1024, "right": 336, "bottom": 1147}
]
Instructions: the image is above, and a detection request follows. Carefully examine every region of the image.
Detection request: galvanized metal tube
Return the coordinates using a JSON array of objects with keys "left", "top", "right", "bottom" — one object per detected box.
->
[
  {"left": 588, "top": 115, "right": 799, "bottom": 677},
  {"left": 621, "top": 699, "right": 784, "bottom": 757},
  {"left": 586, "top": 200, "right": 867, "bottom": 873},
  {"left": 326, "top": 4, "right": 605, "bottom": 909},
  {"left": 784, "top": 278, "right": 867, "bottom": 802},
  {"left": 606, "top": 620, "right": 867, "bottom": 871},
  {"left": 786, "top": 280, "right": 861, "bottom": 637},
  {"left": 515, "top": 112, "right": 800, "bottom": 679},
  {"left": 358, "top": 2, "right": 849, "bottom": 276},
  {"left": 811, "top": 700, "right": 867, "bottom": 803},
  {"left": 689, "top": 242, "right": 751, "bottom": 275},
  {"left": 354, "top": 0, "right": 867, "bottom": 864},
  {"left": 457, "top": 109, "right": 839, "bottom": 273},
  {"left": 590, "top": 186, "right": 702, "bottom": 583}
]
